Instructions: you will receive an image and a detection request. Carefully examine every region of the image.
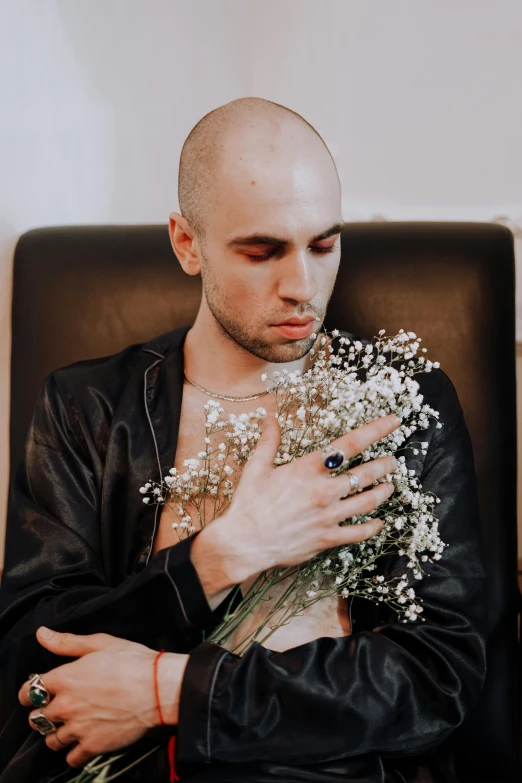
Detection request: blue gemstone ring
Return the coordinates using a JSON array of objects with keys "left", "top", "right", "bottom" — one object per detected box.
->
[
  {"left": 322, "top": 447, "right": 346, "bottom": 471},
  {"left": 28, "top": 673, "right": 50, "bottom": 708}
]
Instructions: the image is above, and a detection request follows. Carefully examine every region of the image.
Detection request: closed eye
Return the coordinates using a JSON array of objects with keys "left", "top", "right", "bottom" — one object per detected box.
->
[{"left": 246, "top": 244, "right": 338, "bottom": 262}]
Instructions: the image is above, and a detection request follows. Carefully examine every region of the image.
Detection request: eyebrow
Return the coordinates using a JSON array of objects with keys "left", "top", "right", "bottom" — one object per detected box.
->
[{"left": 226, "top": 221, "right": 345, "bottom": 248}]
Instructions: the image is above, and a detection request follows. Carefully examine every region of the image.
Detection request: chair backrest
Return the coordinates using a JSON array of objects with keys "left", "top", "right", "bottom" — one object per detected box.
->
[{"left": 8, "top": 222, "right": 521, "bottom": 782}]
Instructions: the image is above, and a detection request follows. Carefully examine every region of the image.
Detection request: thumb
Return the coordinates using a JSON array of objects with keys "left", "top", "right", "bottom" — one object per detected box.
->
[
  {"left": 246, "top": 414, "right": 281, "bottom": 476},
  {"left": 36, "top": 626, "right": 117, "bottom": 657}
]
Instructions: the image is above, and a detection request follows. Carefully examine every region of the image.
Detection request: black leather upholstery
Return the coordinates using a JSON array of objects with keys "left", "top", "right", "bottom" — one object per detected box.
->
[{"left": 7, "top": 222, "right": 522, "bottom": 782}]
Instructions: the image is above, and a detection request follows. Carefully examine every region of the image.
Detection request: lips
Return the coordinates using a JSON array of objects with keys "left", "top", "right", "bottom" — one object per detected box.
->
[
  {"left": 274, "top": 318, "right": 315, "bottom": 326},
  {"left": 272, "top": 320, "right": 316, "bottom": 339}
]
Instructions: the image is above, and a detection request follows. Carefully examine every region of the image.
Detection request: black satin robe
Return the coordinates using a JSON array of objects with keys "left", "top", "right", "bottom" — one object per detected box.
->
[{"left": 0, "top": 325, "right": 488, "bottom": 783}]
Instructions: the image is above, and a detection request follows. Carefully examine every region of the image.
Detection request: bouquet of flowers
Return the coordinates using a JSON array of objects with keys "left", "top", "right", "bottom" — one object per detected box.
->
[{"left": 66, "top": 327, "right": 446, "bottom": 781}]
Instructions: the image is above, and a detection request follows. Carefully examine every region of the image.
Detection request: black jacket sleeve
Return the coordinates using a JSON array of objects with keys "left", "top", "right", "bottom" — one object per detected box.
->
[
  {"left": 175, "top": 372, "right": 488, "bottom": 766},
  {"left": 0, "top": 373, "right": 222, "bottom": 708}
]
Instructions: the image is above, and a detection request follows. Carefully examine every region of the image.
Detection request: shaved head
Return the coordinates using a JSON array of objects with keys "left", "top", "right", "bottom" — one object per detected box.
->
[{"left": 178, "top": 97, "right": 339, "bottom": 240}]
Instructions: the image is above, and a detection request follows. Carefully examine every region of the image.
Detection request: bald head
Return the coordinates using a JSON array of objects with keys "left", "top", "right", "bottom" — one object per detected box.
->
[{"left": 178, "top": 97, "right": 340, "bottom": 239}]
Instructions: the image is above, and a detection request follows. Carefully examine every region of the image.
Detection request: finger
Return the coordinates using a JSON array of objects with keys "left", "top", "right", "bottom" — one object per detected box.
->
[
  {"left": 335, "top": 455, "right": 398, "bottom": 496},
  {"left": 329, "top": 481, "right": 395, "bottom": 523},
  {"left": 335, "top": 516, "right": 385, "bottom": 547},
  {"left": 45, "top": 725, "right": 77, "bottom": 752},
  {"left": 330, "top": 413, "right": 401, "bottom": 462},
  {"left": 66, "top": 743, "right": 97, "bottom": 769},
  {"left": 245, "top": 414, "right": 281, "bottom": 478},
  {"left": 36, "top": 627, "right": 120, "bottom": 658},
  {"left": 18, "top": 681, "right": 33, "bottom": 707}
]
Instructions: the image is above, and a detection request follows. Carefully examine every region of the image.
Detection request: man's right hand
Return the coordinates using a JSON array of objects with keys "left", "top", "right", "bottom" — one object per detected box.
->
[{"left": 192, "top": 413, "right": 401, "bottom": 595}]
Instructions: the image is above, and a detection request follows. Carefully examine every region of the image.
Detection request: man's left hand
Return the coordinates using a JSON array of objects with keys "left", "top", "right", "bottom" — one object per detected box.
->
[{"left": 18, "top": 627, "right": 189, "bottom": 768}]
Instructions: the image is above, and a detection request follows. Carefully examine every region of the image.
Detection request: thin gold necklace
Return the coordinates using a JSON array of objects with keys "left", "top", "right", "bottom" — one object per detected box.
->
[{"left": 183, "top": 371, "right": 272, "bottom": 402}]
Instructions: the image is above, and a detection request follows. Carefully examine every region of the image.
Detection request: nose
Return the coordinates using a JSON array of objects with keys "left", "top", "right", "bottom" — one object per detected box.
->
[{"left": 277, "top": 249, "right": 318, "bottom": 304}]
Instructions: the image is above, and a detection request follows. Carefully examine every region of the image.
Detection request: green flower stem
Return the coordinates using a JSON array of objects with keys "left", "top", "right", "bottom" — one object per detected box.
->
[
  {"left": 65, "top": 747, "right": 160, "bottom": 783},
  {"left": 202, "top": 577, "right": 267, "bottom": 642},
  {"left": 203, "top": 574, "right": 268, "bottom": 641},
  {"left": 207, "top": 566, "right": 298, "bottom": 647},
  {"left": 216, "top": 567, "right": 306, "bottom": 654},
  {"left": 66, "top": 754, "right": 121, "bottom": 783},
  {"left": 207, "top": 581, "right": 287, "bottom": 647},
  {"left": 102, "top": 746, "right": 159, "bottom": 781}
]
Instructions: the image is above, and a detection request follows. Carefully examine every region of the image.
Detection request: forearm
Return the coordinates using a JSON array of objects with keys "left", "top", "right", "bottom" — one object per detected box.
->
[{"left": 190, "top": 521, "right": 252, "bottom": 611}]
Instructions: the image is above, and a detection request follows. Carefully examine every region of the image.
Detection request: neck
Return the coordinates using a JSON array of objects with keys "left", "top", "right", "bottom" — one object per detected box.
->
[{"left": 183, "top": 306, "right": 319, "bottom": 397}]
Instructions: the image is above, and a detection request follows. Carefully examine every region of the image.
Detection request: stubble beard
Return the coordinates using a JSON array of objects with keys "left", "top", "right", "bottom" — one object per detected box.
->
[{"left": 200, "top": 255, "right": 328, "bottom": 364}]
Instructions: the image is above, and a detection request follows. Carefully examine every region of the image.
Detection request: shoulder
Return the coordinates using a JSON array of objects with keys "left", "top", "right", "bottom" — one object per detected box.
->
[
  {"left": 415, "top": 368, "right": 464, "bottom": 445},
  {"left": 45, "top": 325, "right": 190, "bottom": 405},
  {"left": 30, "top": 326, "right": 190, "bottom": 450}
]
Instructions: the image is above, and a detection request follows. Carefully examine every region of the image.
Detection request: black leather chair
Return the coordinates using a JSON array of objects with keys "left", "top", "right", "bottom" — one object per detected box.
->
[{"left": 7, "top": 222, "right": 522, "bottom": 782}]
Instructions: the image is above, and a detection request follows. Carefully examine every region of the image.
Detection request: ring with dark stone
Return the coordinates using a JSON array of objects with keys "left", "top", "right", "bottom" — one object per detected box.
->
[
  {"left": 322, "top": 447, "right": 346, "bottom": 471},
  {"left": 28, "top": 674, "right": 50, "bottom": 708},
  {"left": 30, "top": 712, "right": 57, "bottom": 735}
]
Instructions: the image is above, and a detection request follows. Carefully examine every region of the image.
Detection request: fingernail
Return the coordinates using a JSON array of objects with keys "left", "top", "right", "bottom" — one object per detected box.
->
[
  {"left": 38, "top": 626, "right": 53, "bottom": 639},
  {"left": 390, "top": 415, "right": 401, "bottom": 425}
]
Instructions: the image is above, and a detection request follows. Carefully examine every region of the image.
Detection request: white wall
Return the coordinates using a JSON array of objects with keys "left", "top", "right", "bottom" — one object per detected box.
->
[{"left": 1, "top": 0, "right": 522, "bottom": 565}]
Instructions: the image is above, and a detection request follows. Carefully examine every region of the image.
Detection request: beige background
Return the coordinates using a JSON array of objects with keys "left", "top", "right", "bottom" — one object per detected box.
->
[{"left": 1, "top": 0, "right": 522, "bottom": 566}]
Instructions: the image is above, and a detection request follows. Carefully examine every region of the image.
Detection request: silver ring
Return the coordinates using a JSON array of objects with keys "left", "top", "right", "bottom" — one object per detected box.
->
[
  {"left": 321, "top": 447, "right": 346, "bottom": 471},
  {"left": 346, "top": 471, "right": 360, "bottom": 495},
  {"left": 28, "top": 673, "right": 50, "bottom": 708},
  {"left": 30, "top": 712, "right": 57, "bottom": 735}
]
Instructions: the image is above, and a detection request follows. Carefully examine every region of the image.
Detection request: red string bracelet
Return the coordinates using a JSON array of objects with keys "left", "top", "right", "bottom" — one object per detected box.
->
[
  {"left": 153, "top": 650, "right": 180, "bottom": 782},
  {"left": 153, "top": 649, "right": 166, "bottom": 725}
]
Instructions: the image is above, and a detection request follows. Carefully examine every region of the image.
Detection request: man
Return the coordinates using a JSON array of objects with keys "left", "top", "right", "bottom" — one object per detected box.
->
[{"left": 0, "top": 98, "right": 487, "bottom": 783}]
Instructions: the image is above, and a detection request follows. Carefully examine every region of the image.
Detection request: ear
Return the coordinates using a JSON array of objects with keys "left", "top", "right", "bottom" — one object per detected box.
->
[{"left": 169, "top": 212, "right": 202, "bottom": 276}]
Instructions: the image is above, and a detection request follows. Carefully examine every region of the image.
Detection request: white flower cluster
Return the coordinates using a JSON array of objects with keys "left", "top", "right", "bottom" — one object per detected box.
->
[
  {"left": 139, "top": 328, "right": 448, "bottom": 642},
  {"left": 139, "top": 402, "right": 267, "bottom": 532}
]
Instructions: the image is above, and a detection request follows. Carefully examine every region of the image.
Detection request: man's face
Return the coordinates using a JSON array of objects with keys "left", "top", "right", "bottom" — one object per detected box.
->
[{"left": 196, "top": 139, "right": 343, "bottom": 364}]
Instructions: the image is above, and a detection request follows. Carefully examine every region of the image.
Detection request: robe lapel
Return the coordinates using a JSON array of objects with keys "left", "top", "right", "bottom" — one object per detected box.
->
[{"left": 139, "top": 325, "right": 190, "bottom": 568}]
